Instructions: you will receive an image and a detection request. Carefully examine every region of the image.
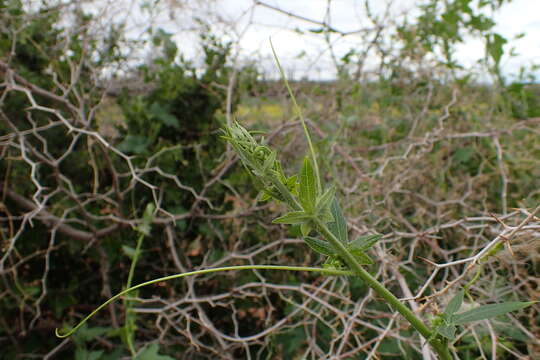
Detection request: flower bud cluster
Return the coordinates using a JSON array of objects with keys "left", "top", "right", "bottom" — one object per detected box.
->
[{"left": 222, "top": 122, "right": 297, "bottom": 206}]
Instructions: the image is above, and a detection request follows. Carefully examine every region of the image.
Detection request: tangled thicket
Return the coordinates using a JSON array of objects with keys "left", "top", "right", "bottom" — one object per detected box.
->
[{"left": 1, "top": 1, "right": 539, "bottom": 359}]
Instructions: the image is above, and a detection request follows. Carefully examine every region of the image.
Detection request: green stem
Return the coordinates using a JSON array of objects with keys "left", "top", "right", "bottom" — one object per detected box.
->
[
  {"left": 270, "top": 39, "right": 321, "bottom": 194},
  {"left": 314, "top": 218, "right": 452, "bottom": 360},
  {"left": 123, "top": 231, "right": 145, "bottom": 355},
  {"left": 126, "top": 232, "right": 145, "bottom": 290},
  {"left": 268, "top": 172, "right": 302, "bottom": 211},
  {"left": 55, "top": 265, "right": 354, "bottom": 338}
]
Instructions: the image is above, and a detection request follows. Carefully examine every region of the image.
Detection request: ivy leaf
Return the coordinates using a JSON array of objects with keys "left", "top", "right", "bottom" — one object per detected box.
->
[
  {"left": 350, "top": 234, "right": 382, "bottom": 251},
  {"left": 272, "top": 211, "right": 311, "bottom": 225},
  {"left": 117, "top": 135, "right": 150, "bottom": 154},
  {"left": 487, "top": 33, "right": 507, "bottom": 66},
  {"left": 327, "top": 199, "right": 348, "bottom": 244},
  {"left": 453, "top": 301, "right": 537, "bottom": 325},
  {"left": 304, "top": 236, "right": 335, "bottom": 256},
  {"left": 299, "top": 157, "right": 317, "bottom": 212}
]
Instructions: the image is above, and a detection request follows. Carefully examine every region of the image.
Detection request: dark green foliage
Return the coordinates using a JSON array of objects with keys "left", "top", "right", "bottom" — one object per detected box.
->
[{"left": 0, "top": 2, "right": 246, "bottom": 358}]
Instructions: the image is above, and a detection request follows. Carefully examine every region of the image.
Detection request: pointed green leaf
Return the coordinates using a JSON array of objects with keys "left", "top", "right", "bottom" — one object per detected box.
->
[
  {"left": 437, "top": 324, "right": 457, "bottom": 340},
  {"left": 122, "top": 245, "right": 136, "bottom": 259},
  {"left": 286, "top": 175, "right": 299, "bottom": 196},
  {"left": 350, "top": 234, "right": 382, "bottom": 251},
  {"left": 261, "top": 150, "right": 277, "bottom": 173},
  {"left": 272, "top": 211, "right": 311, "bottom": 224},
  {"left": 299, "top": 157, "right": 317, "bottom": 212},
  {"left": 304, "top": 236, "right": 335, "bottom": 256},
  {"left": 328, "top": 199, "right": 348, "bottom": 244},
  {"left": 445, "top": 290, "right": 464, "bottom": 318},
  {"left": 349, "top": 248, "right": 374, "bottom": 265},
  {"left": 300, "top": 222, "right": 312, "bottom": 237},
  {"left": 320, "top": 208, "right": 334, "bottom": 223},
  {"left": 316, "top": 186, "right": 336, "bottom": 214},
  {"left": 453, "top": 301, "right": 537, "bottom": 325},
  {"left": 286, "top": 175, "right": 298, "bottom": 188},
  {"left": 274, "top": 161, "right": 286, "bottom": 182},
  {"left": 259, "top": 190, "right": 272, "bottom": 202}
]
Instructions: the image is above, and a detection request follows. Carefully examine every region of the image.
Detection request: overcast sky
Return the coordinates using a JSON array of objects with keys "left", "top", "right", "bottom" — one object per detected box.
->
[
  {"left": 204, "top": 0, "right": 540, "bottom": 81},
  {"left": 107, "top": 0, "right": 540, "bottom": 81}
]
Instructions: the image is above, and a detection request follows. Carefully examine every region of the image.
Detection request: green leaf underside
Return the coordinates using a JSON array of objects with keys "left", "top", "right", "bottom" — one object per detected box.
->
[
  {"left": 445, "top": 290, "right": 465, "bottom": 318},
  {"left": 299, "top": 157, "right": 317, "bottom": 212},
  {"left": 272, "top": 211, "right": 311, "bottom": 224},
  {"left": 316, "top": 186, "right": 336, "bottom": 213},
  {"left": 328, "top": 198, "right": 348, "bottom": 243},
  {"left": 304, "top": 236, "right": 335, "bottom": 256},
  {"left": 262, "top": 150, "right": 277, "bottom": 172},
  {"left": 350, "top": 234, "right": 382, "bottom": 251},
  {"left": 349, "top": 249, "right": 374, "bottom": 265},
  {"left": 438, "top": 324, "right": 457, "bottom": 340},
  {"left": 122, "top": 245, "right": 136, "bottom": 259},
  {"left": 453, "top": 301, "right": 536, "bottom": 325}
]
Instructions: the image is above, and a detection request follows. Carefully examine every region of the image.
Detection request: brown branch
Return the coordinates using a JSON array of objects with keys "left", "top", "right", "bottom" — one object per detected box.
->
[{"left": 1, "top": 184, "right": 120, "bottom": 241}]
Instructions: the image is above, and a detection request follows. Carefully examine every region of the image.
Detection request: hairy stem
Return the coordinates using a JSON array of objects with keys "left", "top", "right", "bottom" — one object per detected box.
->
[
  {"left": 268, "top": 172, "right": 302, "bottom": 211},
  {"left": 314, "top": 218, "right": 452, "bottom": 360}
]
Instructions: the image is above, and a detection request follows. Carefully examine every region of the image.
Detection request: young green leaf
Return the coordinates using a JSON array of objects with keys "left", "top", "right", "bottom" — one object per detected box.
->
[
  {"left": 350, "top": 234, "right": 382, "bottom": 251},
  {"left": 453, "top": 301, "right": 537, "bottom": 325},
  {"left": 261, "top": 149, "right": 277, "bottom": 173},
  {"left": 315, "top": 186, "right": 336, "bottom": 214},
  {"left": 437, "top": 324, "right": 457, "bottom": 340},
  {"left": 274, "top": 160, "right": 287, "bottom": 182},
  {"left": 284, "top": 174, "right": 299, "bottom": 197},
  {"left": 327, "top": 199, "right": 348, "bottom": 244},
  {"left": 323, "top": 256, "right": 346, "bottom": 270},
  {"left": 137, "top": 203, "right": 155, "bottom": 236},
  {"left": 444, "top": 290, "right": 464, "bottom": 318},
  {"left": 319, "top": 208, "right": 334, "bottom": 223},
  {"left": 259, "top": 190, "right": 272, "bottom": 202},
  {"left": 272, "top": 211, "right": 311, "bottom": 224},
  {"left": 304, "top": 236, "right": 336, "bottom": 256},
  {"left": 299, "top": 157, "right": 318, "bottom": 212},
  {"left": 300, "top": 222, "right": 312, "bottom": 237},
  {"left": 286, "top": 174, "right": 298, "bottom": 189}
]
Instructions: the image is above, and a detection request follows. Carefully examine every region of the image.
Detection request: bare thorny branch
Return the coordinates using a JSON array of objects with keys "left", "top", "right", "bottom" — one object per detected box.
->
[{"left": 1, "top": 1, "right": 539, "bottom": 359}]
